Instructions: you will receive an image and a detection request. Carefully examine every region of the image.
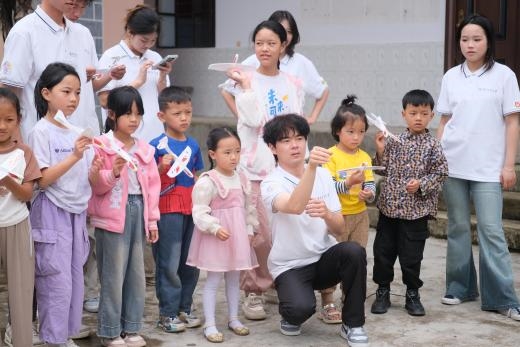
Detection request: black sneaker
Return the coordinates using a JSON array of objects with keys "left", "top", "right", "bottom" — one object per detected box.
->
[
  {"left": 371, "top": 287, "right": 391, "bottom": 314},
  {"left": 405, "top": 289, "right": 425, "bottom": 316}
]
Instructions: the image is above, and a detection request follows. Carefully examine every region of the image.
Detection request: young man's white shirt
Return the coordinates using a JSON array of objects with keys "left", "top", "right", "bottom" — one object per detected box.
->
[
  {"left": 0, "top": 6, "right": 90, "bottom": 140},
  {"left": 261, "top": 165, "right": 339, "bottom": 280},
  {"left": 437, "top": 61, "right": 520, "bottom": 182}
]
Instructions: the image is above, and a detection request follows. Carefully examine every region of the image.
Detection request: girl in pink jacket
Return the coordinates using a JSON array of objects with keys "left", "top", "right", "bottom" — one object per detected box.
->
[{"left": 88, "top": 86, "right": 160, "bottom": 347}]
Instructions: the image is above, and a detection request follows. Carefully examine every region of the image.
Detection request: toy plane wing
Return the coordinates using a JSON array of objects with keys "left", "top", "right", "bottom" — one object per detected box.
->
[
  {"left": 367, "top": 113, "right": 401, "bottom": 143},
  {"left": 167, "top": 146, "right": 192, "bottom": 178},
  {"left": 54, "top": 110, "right": 95, "bottom": 139},
  {"left": 93, "top": 130, "right": 138, "bottom": 171},
  {"left": 157, "top": 137, "right": 193, "bottom": 178},
  {"left": 0, "top": 148, "right": 24, "bottom": 180}
]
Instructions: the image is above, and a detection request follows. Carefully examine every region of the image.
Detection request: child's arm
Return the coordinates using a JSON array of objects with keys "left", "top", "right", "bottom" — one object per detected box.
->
[
  {"left": 146, "top": 157, "right": 161, "bottom": 239},
  {"left": 360, "top": 180, "right": 376, "bottom": 203},
  {"left": 192, "top": 176, "right": 222, "bottom": 235},
  {"left": 414, "top": 143, "right": 449, "bottom": 196},
  {"left": 373, "top": 132, "right": 389, "bottom": 176},
  {"left": 244, "top": 179, "right": 259, "bottom": 236},
  {"left": 39, "top": 136, "right": 91, "bottom": 189},
  {"left": 0, "top": 176, "right": 33, "bottom": 202}
]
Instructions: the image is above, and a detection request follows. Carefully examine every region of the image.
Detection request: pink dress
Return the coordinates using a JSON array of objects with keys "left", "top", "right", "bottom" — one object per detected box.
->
[{"left": 187, "top": 170, "right": 258, "bottom": 272}]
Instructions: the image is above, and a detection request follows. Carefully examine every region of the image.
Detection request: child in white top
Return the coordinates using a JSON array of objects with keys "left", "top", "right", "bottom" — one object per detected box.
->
[
  {"left": 187, "top": 127, "right": 258, "bottom": 343},
  {"left": 28, "top": 62, "right": 93, "bottom": 346},
  {"left": 0, "top": 88, "right": 41, "bottom": 347}
]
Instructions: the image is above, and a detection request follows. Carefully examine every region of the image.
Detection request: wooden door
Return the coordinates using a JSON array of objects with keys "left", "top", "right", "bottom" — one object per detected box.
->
[{"left": 445, "top": 0, "right": 520, "bottom": 78}]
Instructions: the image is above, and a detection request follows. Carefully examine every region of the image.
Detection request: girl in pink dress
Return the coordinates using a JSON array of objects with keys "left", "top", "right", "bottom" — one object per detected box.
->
[{"left": 187, "top": 127, "right": 258, "bottom": 343}]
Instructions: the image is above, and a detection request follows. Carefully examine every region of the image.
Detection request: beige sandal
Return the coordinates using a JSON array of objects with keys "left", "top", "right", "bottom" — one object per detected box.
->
[
  {"left": 228, "top": 324, "right": 250, "bottom": 336},
  {"left": 317, "top": 303, "right": 342, "bottom": 324},
  {"left": 204, "top": 326, "right": 224, "bottom": 343}
]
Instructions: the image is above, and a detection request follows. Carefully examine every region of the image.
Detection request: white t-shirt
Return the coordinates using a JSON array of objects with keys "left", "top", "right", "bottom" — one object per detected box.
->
[
  {"left": 0, "top": 6, "right": 91, "bottom": 141},
  {"left": 98, "top": 41, "right": 170, "bottom": 142},
  {"left": 66, "top": 22, "right": 100, "bottom": 134},
  {"left": 235, "top": 71, "right": 304, "bottom": 181},
  {"left": 28, "top": 118, "right": 93, "bottom": 214},
  {"left": 437, "top": 62, "right": 520, "bottom": 182},
  {"left": 240, "top": 53, "right": 327, "bottom": 99},
  {"left": 261, "top": 165, "right": 339, "bottom": 280}
]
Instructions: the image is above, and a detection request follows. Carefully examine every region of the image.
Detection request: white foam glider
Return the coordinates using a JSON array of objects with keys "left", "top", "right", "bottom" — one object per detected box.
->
[
  {"left": 367, "top": 112, "right": 401, "bottom": 143},
  {"left": 54, "top": 110, "right": 95, "bottom": 139},
  {"left": 156, "top": 136, "right": 193, "bottom": 178},
  {"left": 92, "top": 130, "right": 138, "bottom": 171},
  {"left": 0, "top": 148, "right": 24, "bottom": 180}
]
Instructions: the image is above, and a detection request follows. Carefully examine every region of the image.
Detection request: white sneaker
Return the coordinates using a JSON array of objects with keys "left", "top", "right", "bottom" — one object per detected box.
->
[
  {"left": 498, "top": 307, "right": 520, "bottom": 321},
  {"left": 66, "top": 339, "right": 80, "bottom": 347},
  {"left": 69, "top": 324, "right": 91, "bottom": 339},
  {"left": 340, "top": 324, "right": 369, "bottom": 347},
  {"left": 179, "top": 311, "right": 202, "bottom": 328},
  {"left": 32, "top": 323, "right": 44, "bottom": 345},
  {"left": 83, "top": 297, "right": 99, "bottom": 313},
  {"left": 441, "top": 295, "right": 462, "bottom": 305},
  {"left": 242, "top": 293, "right": 267, "bottom": 320}
]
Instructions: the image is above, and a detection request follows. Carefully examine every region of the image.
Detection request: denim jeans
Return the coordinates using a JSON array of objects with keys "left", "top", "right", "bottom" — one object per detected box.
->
[
  {"left": 96, "top": 195, "right": 146, "bottom": 338},
  {"left": 152, "top": 213, "right": 199, "bottom": 317},
  {"left": 444, "top": 177, "right": 519, "bottom": 310}
]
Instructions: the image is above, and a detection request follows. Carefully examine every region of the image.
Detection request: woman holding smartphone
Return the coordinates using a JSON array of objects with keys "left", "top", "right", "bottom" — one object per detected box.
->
[{"left": 97, "top": 4, "right": 172, "bottom": 141}]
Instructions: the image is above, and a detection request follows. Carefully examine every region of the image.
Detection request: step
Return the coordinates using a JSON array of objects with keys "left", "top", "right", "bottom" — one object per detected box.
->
[
  {"left": 438, "top": 191, "right": 520, "bottom": 221},
  {"left": 367, "top": 206, "right": 520, "bottom": 251}
]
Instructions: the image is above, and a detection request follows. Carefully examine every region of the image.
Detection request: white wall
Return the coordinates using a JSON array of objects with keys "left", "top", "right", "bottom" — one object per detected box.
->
[{"left": 163, "top": 0, "right": 447, "bottom": 127}]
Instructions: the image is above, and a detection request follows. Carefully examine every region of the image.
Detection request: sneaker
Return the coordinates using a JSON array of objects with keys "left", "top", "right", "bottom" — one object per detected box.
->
[
  {"left": 156, "top": 315, "right": 186, "bottom": 333},
  {"left": 498, "top": 307, "right": 520, "bottom": 321},
  {"left": 83, "top": 297, "right": 100, "bottom": 313},
  {"left": 32, "top": 323, "right": 44, "bottom": 345},
  {"left": 122, "top": 333, "right": 146, "bottom": 347},
  {"left": 179, "top": 311, "right": 202, "bottom": 328},
  {"left": 441, "top": 294, "right": 462, "bottom": 305},
  {"left": 405, "top": 289, "right": 425, "bottom": 316},
  {"left": 100, "top": 336, "right": 127, "bottom": 347},
  {"left": 4, "top": 323, "right": 12, "bottom": 347},
  {"left": 242, "top": 293, "right": 267, "bottom": 320},
  {"left": 279, "top": 319, "right": 301, "bottom": 336},
  {"left": 340, "top": 324, "right": 369, "bottom": 347},
  {"left": 70, "top": 324, "right": 91, "bottom": 339},
  {"left": 66, "top": 339, "right": 80, "bottom": 347},
  {"left": 371, "top": 287, "right": 391, "bottom": 314}
]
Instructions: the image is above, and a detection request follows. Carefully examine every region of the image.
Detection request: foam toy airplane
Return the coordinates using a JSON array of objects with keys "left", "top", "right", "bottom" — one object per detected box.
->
[
  {"left": 0, "top": 148, "right": 24, "bottom": 181},
  {"left": 366, "top": 112, "right": 401, "bottom": 143},
  {"left": 54, "top": 110, "right": 95, "bottom": 139},
  {"left": 92, "top": 130, "right": 138, "bottom": 172},
  {"left": 156, "top": 136, "right": 193, "bottom": 178}
]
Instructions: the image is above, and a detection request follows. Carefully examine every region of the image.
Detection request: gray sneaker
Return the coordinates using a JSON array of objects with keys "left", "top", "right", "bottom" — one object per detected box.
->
[
  {"left": 340, "top": 324, "right": 369, "bottom": 347},
  {"left": 279, "top": 319, "right": 301, "bottom": 336},
  {"left": 498, "top": 307, "right": 520, "bottom": 321}
]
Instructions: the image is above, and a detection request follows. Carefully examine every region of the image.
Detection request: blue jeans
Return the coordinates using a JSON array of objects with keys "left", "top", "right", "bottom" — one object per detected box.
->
[
  {"left": 444, "top": 178, "right": 519, "bottom": 310},
  {"left": 152, "top": 213, "right": 199, "bottom": 317},
  {"left": 96, "top": 195, "right": 146, "bottom": 338}
]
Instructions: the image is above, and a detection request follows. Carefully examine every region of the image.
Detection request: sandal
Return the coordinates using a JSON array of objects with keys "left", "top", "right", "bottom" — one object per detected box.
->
[
  {"left": 204, "top": 326, "right": 224, "bottom": 343},
  {"left": 317, "top": 303, "right": 342, "bottom": 324},
  {"left": 228, "top": 324, "right": 250, "bottom": 336}
]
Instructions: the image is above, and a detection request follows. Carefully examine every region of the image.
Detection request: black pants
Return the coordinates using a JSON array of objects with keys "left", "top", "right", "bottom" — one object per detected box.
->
[
  {"left": 372, "top": 212, "right": 429, "bottom": 290},
  {"left": 274, "top": 242, "right": 367, "bottom": 327}
]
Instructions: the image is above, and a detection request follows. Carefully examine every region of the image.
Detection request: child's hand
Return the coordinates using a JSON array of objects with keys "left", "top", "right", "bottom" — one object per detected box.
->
[
  {"left": 305, "top": 198, "right": 329, "bottom": 218},
  {"left": 147, "top": 228, "right": 159, "bottom": 243},
  {"left": 347, "top": 169, "right": 365, "bottom": 187},
  {"left": 308, "top": 146, "right": 331, "bottom": 168},
  {"left": 375, "top": 131, "right": 385, "bottom": 157},
  {"left": 112, "top": 157, "right": 126, "bottom": 178},
  {"left": 358, "top": 188, "right": 374, "bottom": 201},
  {"left": 406, "top": 179, "right": 420, "bottom": 194},
  {"left": 158, "top": 154, "right": 174, "bottom": 173},
  {"left": 216, "top": 228, "right": 230, "bottom": 241},
  {"left": 73, "top": 136, "right": 92, "bottom": 159}
]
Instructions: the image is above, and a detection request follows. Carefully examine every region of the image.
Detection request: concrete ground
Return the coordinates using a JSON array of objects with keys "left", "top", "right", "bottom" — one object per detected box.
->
[{"left": 2, "top": 230, "right": 519, "bottom": 346}]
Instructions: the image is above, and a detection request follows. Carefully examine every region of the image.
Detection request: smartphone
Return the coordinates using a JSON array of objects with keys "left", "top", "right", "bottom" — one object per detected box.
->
[{"left": 153, "top": 54, "right": 178, "bottom": 69}]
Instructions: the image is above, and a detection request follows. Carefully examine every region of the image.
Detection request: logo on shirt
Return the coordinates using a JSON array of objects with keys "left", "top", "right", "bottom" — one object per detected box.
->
[
  {"left": 267, "top": 89, "right": 290, "bottom": 118},
  {"left": 1, "top": 61, "right": 12, "bottom": 75}
]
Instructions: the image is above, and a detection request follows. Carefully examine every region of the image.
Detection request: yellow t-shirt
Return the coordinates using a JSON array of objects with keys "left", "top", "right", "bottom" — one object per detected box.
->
[{"left": 323, "top": 146, "right": 374, "bottom": 215}]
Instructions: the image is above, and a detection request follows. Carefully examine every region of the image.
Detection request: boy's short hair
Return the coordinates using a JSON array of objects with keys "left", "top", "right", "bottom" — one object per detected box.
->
[
  {"left": 402, "top": 89, "right": 435, "bottom": 110},
  {"left": 158, "top": 86, "right": 191, "bottom": 111},
  {"left": 263, "top": 114, "right": 309, "bottom": 147}
]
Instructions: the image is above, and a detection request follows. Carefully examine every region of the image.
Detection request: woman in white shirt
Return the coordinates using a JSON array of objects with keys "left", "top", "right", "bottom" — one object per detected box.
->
[{"left": 436, "top": 14, "right": 520, "bottom": 321}]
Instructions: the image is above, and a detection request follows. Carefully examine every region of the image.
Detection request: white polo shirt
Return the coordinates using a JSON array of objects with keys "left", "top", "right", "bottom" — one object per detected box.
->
[
  {"left": 261, "top": 165, "right": 339, "bottom": 280},
  {"left": 0, "top": 6, "right": 91, "bottom": 140},
  {"left": 237, "top": 53, "right": 327, "bottom": 99},
  {"left": 98, "top": 41, "right": 170, "bottom": 142},
  {"left": 66, "top": 22, "right": 100, "bottom": 134},
  {"left": 437, "top": 61, "right": 520, "bottom": 182}
]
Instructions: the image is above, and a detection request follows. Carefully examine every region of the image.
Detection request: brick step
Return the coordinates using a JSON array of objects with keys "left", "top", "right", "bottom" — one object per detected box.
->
[{"left": 367, "top": 206, "right": 520, "bottom": 251}]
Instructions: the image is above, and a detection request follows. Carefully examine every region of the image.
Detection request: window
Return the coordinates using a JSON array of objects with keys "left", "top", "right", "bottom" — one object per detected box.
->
[{"left": 156, "top": 0, "right": 215, "bottom": 48}]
